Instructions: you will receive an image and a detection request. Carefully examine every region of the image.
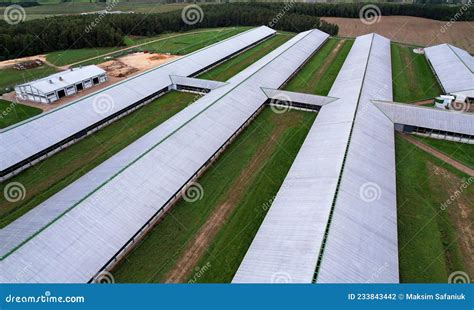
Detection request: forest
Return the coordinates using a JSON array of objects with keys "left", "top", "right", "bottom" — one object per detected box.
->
[{"left": 1, "top": 2, "right": 472, "bottom": 61}]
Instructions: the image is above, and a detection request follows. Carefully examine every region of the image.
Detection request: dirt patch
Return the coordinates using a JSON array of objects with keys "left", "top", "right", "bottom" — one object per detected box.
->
[
  {"left": 99, "top": 52, "right": 180, "bottom": 77},
  {"left": 0, "top": 55, "right": 48, "bottom": 70},
  {"left": 2, "top": 52, "right": 180, "bottom": 112},
  {"left": 426, "top": 162, "right": 474, "bottom": 276},
  {"left": 323, "top": 16, "right": 474, "bottom": 53},
  {"left": 164, "top": 112, "right": 303, "bottom": 283},
  {"left": 314, "top": 39, "right": 345, "bottom": 81},
  {"left": 402, "top": 134, "right": 474, "bottom": 176}
]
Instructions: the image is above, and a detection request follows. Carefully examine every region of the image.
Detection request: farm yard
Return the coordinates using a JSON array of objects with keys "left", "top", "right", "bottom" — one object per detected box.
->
[
  {"left": 0, "top": 30, "right": 287, "bottom": 228},
  {"left": 0, "top": 91, "right": 197, "bottom": 228},
  {"left": 0, "top": 0, "right": 474, "bottom": 290}
]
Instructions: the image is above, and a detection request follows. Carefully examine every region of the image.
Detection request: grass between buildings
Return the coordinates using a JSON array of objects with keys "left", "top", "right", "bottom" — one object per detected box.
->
[
  {"left": 391, "top": 43, "right": 442, "bottom": 103},
  {"left": 396, "top": 134, "right": 473, "bottom": 282},
  {"left": 137, "top": 27, "right": 250, "bottom": 56},
  {"left": 113, "top": 108, "right": 316, "bottom": 283},
  {"left": 413, "top": 136, "right": 474, "bottom": 169},
  {"left": 283, "top": 37, "right": 353, "bottom": 95},
  {"left": 46, "top": 47, "right": 121, "bottom": 67},
  {"left": 0, "top": 65, "right": 58, "bottom": 94},
  {"left": 197, "top": 34, "right": 292, "bottom": 82},
  {"left": 0, "top": 91, "right": 197, "bottom": 228},
  {"left": 0, "top": 100, "right": 42, "bottom": 129}
]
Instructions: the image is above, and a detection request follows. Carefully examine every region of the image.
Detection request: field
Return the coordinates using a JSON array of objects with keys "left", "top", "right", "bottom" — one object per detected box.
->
[
  {"left": 0, "top": 31, "right": 291, "bottom": 227},
  {"left": 322, "top": 16, "right": 474, "bottom": 53},
  {"left": 0, "top": 99, "right": 42, "bottom": 129},
  {"left": 414, "top": 136, "right": 474, "bottom": 169},
  {"left": 283, "top": 38, "right": 353, "bottom": 95},
  {"left": 113, "top": 107, "right": 317, "bottom": 283},
  {"left": 391, "top": 43, "right": 442, "bottom": 103},
  {"left": 198, "top": 34, "right": 291, "bottom": 82},
  {"left": 0, "top": 91, "right": 197, "bottom": 228},
  {"left": 396, "top": 134, "right": 473, "bottom": 282},
  {"left": 0, "top": 65, "right": 57, "bottom": 94},
  {"left": 137, "top": 27, "right": 250, "bottom": 56},
  {"left": 46, "top": 47, "right": 121, "bottom": 67},
  {"left": 45, "top": 28, "right": 249, "bottom": 67},
  {"left": 0, "top": 2, "right": 186, "bottom": 21}
]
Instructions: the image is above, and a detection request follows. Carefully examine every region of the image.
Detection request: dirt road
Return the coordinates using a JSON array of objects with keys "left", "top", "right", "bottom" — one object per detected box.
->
[{"left": 402, "top": 134, "right": 474, "bottom": 176}]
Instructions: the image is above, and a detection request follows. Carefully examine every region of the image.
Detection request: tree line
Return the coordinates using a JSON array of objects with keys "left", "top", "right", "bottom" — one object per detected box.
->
[
  {"left": 0, "top": 4, "right": 338, "bottom": 60},
  {"left": 1, "top": 1, "right": 472, "bottom": 61}
]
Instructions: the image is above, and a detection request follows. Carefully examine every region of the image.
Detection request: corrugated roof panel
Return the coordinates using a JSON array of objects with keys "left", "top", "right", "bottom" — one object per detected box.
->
[
  {"left": 233, "top": 34, "right": 377, "bottom": 284},
  {"left": 317, "top": 34, "right": 399, "bottom": 283},
  {"left": 374, "top": 101, "right": 474, "bottom": 136},
  {"left": 424, "top": 44, "right": 474, "bottom": 94}
]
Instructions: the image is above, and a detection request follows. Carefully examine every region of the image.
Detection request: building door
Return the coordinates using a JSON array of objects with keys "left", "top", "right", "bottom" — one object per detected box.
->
[{"left": 57, "top": 89, "right": 66, "bottom": 98}]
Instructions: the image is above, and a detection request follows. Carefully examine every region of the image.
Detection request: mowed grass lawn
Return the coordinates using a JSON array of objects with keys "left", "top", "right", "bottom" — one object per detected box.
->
[
  {"left": 391, "top": 43, "right": 442, "bottom": 102},
  {"left": 139, "top": 27, "right": 250, "bottom": 55},
  {"left": 396, "top": 134, "right": 473, "bottom": 282},
  {"left": 46, "top": 27, "right": 249, "bottom": 67},
  {"left": 414, "top": 136, "right": 474, "bottom": 169},
  {"left": 46, "top": 47, "right": 121, "bottom": 67},
  {"left": 198, "top": 34, "right": 292, "bottom": 82},
  {"left": 284, "top": 38, "right": 353, "bottom": 95},
  {"left": 0, "top": 100, "right": 42, "bottom": 129},
  {"left": 113, "top": 108, "right": 316, "bottom": 283},
  {"left": 0, "top": 91, "right": 197, "bottom": 228},
  {"left": 0, "top": 65, "right": 58, "bottom": 94}
]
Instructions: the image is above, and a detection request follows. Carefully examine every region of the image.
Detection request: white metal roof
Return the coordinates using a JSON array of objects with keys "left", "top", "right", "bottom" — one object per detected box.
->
[
  {"left": 0, "top": 29, "right": 329, "bottom": 283},
  {"left": 169, "top": 75, "right": 228, "bottom": 90},
  {"left": 233, "top": 33, "right": 379, "bottom": 283},
  {"left": 424, "top": 44, "right": 474, "bottom": 94},
  {"left": 261, "top": 88, "right": 338, "bottom": 107},
  {"left": 317, "top": 34, "right": 399, "bottom": 283},
  {"left": 0, "top": 26, "right": 276, "bottom": 172},
  {"left": 16, "top": 65, "right": 106, "bottom": 94},
  {"left": 374, "top": 100, "right": 474, "bottom": 136}
]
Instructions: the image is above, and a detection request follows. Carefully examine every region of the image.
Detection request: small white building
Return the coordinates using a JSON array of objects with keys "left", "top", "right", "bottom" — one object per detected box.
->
[{"left": 15, "top": 65, "right": 107, "bottom": 104}]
